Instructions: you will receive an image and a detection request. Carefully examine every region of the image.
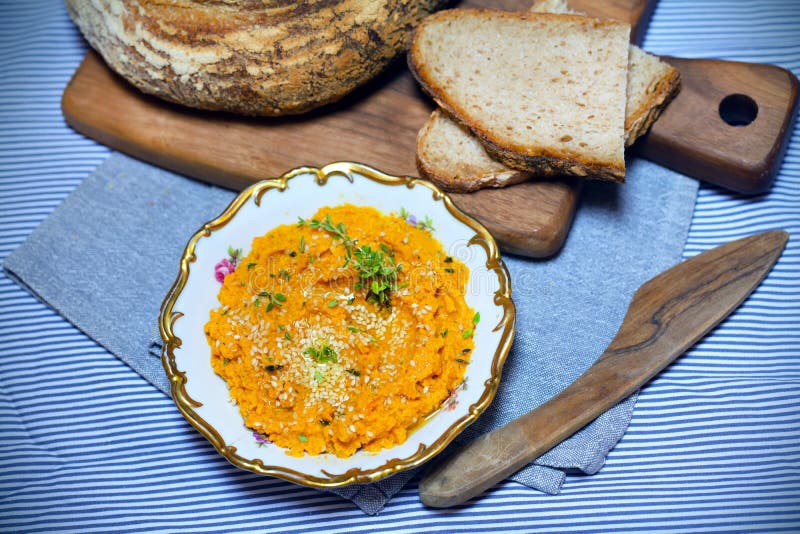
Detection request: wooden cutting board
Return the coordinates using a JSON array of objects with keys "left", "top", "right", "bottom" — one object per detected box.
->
[{"left": 61, "top": 0, "right": 798, "bottom": 258}]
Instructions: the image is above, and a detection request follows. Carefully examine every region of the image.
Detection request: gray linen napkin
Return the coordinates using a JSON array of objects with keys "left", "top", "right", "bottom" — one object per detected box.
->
[{"left": 3, "top": 152, "right": 698, "bottom": 514}]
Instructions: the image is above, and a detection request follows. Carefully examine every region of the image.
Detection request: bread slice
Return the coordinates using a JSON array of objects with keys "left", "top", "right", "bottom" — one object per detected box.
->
[
  {"left": 409, "top": 9, "right": 631, "bottom": 182},
  {"left": 414, "top": 3, "right": 680, "bottom": 192},
  {"left": 416, "top": 109, "right": 534, "bottom": 192},
  {"left": 530, "top": 0, "right": 574, "bottom": 13},
  {"left": 624, "top": 46, "right": 681, "bottom": 142},
  {"left": 530, "top": 0, "right": 679, "bottom": 145}
]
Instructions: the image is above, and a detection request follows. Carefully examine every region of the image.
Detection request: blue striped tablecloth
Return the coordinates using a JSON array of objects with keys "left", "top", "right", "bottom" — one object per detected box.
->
[{"left": 1, "top": 1, "right": 798, "bottom": 531}]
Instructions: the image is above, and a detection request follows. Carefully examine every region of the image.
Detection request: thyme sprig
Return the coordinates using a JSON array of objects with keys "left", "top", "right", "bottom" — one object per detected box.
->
[
  {"left": 298, "top": 214, "right": 402, "bottom": 306},
  {"left": 298, "top": 214, "right": 357, "bottom": 251},
  {"left": 352, "top": 244, "right": 401, "bottom": 306}
]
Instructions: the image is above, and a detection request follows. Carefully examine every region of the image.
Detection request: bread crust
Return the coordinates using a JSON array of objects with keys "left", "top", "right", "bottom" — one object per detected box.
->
[
  {"left": 624, "top": 65, "right": 682, "bottom": 145},
  {"left": 408, "top": 8, "right": 628, "bottom": 183},
  {"left": 66, "top": 0, "right": 444, "bottom": 116},
  {"left": 416, "top": 109, "right": 533, "bottom": 192}
]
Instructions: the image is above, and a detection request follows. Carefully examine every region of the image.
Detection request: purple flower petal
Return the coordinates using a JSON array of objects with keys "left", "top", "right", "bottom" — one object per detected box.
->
[
  {"left": 214, "top": 258, "right": 235, "bottom": 283},
  {"left": 252, "top": 430, "right": 272, "bottom": 444}
]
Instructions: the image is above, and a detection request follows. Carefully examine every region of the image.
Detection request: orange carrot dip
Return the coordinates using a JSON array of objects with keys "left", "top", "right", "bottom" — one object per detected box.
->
[{"left": 205, "top": 204, "right": 476, "bottom": 457}]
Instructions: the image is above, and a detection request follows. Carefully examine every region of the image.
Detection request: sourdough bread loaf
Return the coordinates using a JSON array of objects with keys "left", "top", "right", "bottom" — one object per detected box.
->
[
  {"left": 409, "top": 9, "right": 631, "bottom": 182},
  {"left": 66, "top": 0, "right": 444, "bottom": 116}
]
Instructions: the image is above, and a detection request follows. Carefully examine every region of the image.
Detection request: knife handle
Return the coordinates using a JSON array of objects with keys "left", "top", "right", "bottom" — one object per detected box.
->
[
  {"left": 418, "top": 364, "right": 627, "bottom": 509},
  {"left": 637, "top": 57, "right": 799, "bottom": 194},
  {"left": 417, "top": 405, "right": 557, "bottom": 509}
]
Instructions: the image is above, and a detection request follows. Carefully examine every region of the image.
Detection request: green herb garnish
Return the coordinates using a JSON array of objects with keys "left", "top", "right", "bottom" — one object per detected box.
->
[
  {"left": 346, "top": 368, "right": 361, "bottom": 376},
  {"left": 455, "top": 358, "right": 468, "bottom": 364},
  {"left": 305, "top": 343, "right": 338, "bottom": 364},
  {"left": 444, "top": 256, "right": 453, "bottom": 263},
  {"left": 462, "top": 348, "right": 471, "bottom": 354},
  {"left": 284, "top": 331, "right": 292, "bottom": 341},
  {"left": 247, "top": 262, "right": 257, "bottom": 270},
  {"left": 314, "top": 370, "right": 324, "bottom": 383},
  {"left": 227, "top": 246, "right": 242, "bottom": 262},
  {"left": 265, "top": 364, "right": 284, "bottom": 372},
  {"left": 353, "top": 244, "right": 401, "bottom": 307},
  {"left": 298, "top": 434, "right": 308, "bottom": 443},
  {"left": 444, "top": 267, "right": 455, "bottom": 273},
  {"left": 418, "top": 215, "right": 435, "bottom": 231},
  {"left": 441, "top": 329, "right": 448, "bottom": 338},
  {"left": 327, "top": 299, "right": 339, "bottom": 308},
  {"left": 258, "top": 291, "right": 286, "bottom": 311},
  {"left": 462, "top": 329, "right": 473, "bottom": 339},
  {"left": 347, "top": 326, "right": 360, "bottom": 333},
  {"left": 223, "top": 358, "right": 230, "bottom": 366},
  {"left": 319, "top": 419, "right": 330, "bottom": 426},
  {"left": 473, "top": 312, "right": 480, "bottom": 325},
  {"left": 256, "top": 291, "right": 285, "bottom": 311},
  {"left": 300, "top": 214, "right": 401, "bottom": 307},
  {"left": 298, "top": 214, "right": 357, "bottom": 249}
]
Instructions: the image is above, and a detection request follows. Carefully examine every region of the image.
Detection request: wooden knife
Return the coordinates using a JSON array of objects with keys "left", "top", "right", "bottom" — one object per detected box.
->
[{"left": 419, "top": 229, "right": 789, "bottom": 508}]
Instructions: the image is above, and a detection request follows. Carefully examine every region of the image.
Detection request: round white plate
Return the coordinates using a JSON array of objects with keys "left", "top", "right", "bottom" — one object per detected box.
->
[{"left": 160, "top": 162, "right": 515, "bottom": 487}]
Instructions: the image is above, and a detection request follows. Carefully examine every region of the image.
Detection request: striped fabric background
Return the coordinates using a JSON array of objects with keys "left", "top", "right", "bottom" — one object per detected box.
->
[{"left": 1, "top": 0, "right": 798, "bottom": 532}]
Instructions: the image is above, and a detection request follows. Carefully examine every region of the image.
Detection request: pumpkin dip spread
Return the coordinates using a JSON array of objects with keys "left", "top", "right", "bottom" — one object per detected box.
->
[{"left": 205, "top": 205, "right": 477, "bottom": 458}]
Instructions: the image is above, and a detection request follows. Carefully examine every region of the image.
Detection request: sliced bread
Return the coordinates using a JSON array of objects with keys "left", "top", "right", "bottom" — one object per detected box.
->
[
  {"left": 530, "top": 0, "right": 574, "bottom": 13},
  {"left": 530, "top": 0, "right": 680, "bottom": 144},
  {"left": 624, "top": 45, "right": 681, "bottom": 142},
  {"left": 415, "top": 3, "right": 680, "bottom": 192},
  {"left": 531, "top": 0, "right": 680, "bottom": 145},
  {"left": 408, "top": 9, "right": 631, "bottom": 182},
  {"left": 416, "top": 109, "right": 534, "bottom": 192}
]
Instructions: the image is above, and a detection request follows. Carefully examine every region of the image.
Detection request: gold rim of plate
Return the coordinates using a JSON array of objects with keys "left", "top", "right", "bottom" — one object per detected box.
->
[{"left": 159, "top": 161, "right": 516, "bottom": 488}]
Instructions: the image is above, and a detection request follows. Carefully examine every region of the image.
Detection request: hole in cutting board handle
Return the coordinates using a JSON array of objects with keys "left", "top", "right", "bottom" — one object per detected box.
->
[{"left": 719, "top": 94, "right": 759, "bottom": 126}]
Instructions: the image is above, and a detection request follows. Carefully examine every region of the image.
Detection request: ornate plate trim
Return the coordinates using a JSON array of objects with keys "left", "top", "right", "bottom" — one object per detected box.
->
[{"left": 159, "top": 161, "right": 515, "bottom": 488}]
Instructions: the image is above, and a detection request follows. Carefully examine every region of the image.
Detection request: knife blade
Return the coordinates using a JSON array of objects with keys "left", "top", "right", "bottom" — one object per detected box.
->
[{"left": 419, "top": 229, "right": 789, "bottom": 508}]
